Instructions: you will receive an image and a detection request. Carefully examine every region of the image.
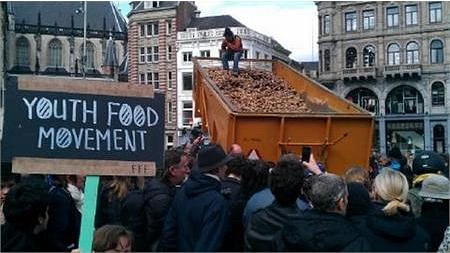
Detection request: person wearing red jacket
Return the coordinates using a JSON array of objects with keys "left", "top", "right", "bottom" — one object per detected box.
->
[{"left": 221, "top": 27, "right": 243, "bottom": 76}]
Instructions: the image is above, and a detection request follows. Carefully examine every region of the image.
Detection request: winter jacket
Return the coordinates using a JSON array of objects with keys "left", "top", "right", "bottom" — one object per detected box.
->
[
  {"left": 46, "top": 185, "right": 81, "bottom": 252},
  {"left": 283, "top": 209, "right": 371, "bottom": 252},
  {"left": 1, "top": 223, "right": 46, "bottom": 252},
  {"left": 245, "top": 202, "right": 302, "bottom": 252},
  {"left": 221, "top": 36, "right": 243, "bottom": 52},
  {"left": 353, "top": 202, "right": 430, "bottom": 252},
  {"left": 95, "top": 184, "right": 122, "bottom": 228},
  {"left": 417, "top": 201, "right": 449, "bottom": 251},
  {"left": 143, "top": 178, "right": 177, "bottom": 250},
  {"left": 158, "top": 171, "right": 230, "bottom": 252},
  {"left": 121, "top": 188, "right": 146, "bottom": 252},
  {"left": 221, "top": 177, "right": 245, "bottom": 252}
]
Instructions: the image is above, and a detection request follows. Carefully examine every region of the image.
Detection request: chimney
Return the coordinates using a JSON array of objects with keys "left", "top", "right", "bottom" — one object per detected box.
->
[{"left": 194, "top": 10, "right": 201, "bottom": 18}]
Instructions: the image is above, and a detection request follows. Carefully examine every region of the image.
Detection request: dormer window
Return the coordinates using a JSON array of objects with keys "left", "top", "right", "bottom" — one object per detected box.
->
[{"left": 144, "top": 1, "right": 159, "bottom": 9}]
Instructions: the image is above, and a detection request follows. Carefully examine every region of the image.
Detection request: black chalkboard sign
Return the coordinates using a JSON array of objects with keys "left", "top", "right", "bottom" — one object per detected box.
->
[{"left": 2, "top": 76, "right": 165, "bottom": 174}]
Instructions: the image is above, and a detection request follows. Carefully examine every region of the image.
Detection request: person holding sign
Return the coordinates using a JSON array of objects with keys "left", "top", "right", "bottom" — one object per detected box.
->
[{"left": 158, "top": 144, "right": 232, "bottom": 252}]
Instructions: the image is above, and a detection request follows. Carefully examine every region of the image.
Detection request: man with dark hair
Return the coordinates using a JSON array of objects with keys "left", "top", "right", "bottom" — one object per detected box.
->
[
  {"left": 143, "top": 149, "right": 191, "bottom": 250},
  {"left": 283, "top": 174, "right": 370, "bottom": 251},
  {"left": 159, "top": 144, "right": 231, "bottom": 252},
  {"left": 1, "top": 180, "right": 50, "bottom": 252},
  {"left": 221, "top": 27, "right": 243, "bottom": 76},
  {"left": 245, "top": 156, "right": 306, "bottom": 251}
]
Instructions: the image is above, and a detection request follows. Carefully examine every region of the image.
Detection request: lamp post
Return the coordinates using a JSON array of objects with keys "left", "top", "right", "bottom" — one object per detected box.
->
[{"left": 76, "top": 1, "right": 87, "bottom": 79}]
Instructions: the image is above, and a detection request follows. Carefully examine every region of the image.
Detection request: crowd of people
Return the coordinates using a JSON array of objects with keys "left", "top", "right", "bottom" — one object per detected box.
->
[{"left": 1, "top": 137, "right": 449, "bottom": 252}]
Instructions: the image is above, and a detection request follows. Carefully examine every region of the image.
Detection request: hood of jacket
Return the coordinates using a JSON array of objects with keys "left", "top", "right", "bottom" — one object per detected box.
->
[
  {"left": 184, "top": 170, "right": 221, "bottom": 198},
  {"left": 367, "top": 202, "right": 417, "bottom": 240},
  {"left": 144, "top": 178, "right": 175, "bottom": 201}
]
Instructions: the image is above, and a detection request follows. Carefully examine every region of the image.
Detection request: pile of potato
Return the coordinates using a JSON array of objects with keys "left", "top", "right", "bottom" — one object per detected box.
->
[{"left": 207, "top": 68, "right": 313, "bottom": 113}]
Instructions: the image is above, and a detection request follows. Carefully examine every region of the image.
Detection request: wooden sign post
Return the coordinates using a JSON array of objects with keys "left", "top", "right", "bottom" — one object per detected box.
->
[{"left": 2, "top": 76, "right": 165, "bottom": 252}]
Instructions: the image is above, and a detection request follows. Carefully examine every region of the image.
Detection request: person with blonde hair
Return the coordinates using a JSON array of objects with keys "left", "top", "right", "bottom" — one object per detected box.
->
[{"left": 352, "top": 168, "right": 430, "bottom": 252}]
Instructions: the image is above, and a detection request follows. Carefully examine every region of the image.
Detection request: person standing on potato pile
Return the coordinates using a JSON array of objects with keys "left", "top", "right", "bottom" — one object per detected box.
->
[{"left": 221, "top": 27, "right": 243, "bottom": 77}]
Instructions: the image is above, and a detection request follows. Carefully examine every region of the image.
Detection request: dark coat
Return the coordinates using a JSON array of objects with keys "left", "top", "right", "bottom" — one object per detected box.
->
[
  {"left": 245, "top": 202, "right": 302, "bottom": 252},
  {"left": 46, "top": 185, "right": 81, "bottom": 252},
  {"left": 417, "top": 201, "right": 449, "bottom": 251},
  {"left": 1, "top": 223, "right": 46, "bottom": 252},
  {"left": 121, "top": 188, "right": 146, "bottom": 252},
  {"left": 158, "top": 171, "right": 230, "bottom": 252},
  {"left": 95, "top": 184, "right": 122, "bottom": 228},
  {"left": 143, "top": 178, "right": 177, "bottom": 249},
  {"left": 283, "top": 209, "right": 371, "bottom": 252},
  {"left": 221, "top": 177, "right": 245, "bottom": 252},
  {"left": 353, "top": 202, "right": 430, "bottom": 252}
]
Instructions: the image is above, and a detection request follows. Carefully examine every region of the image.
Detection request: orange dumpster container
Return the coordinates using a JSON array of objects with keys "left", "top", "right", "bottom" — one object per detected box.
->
[{"left": 193, "top": 58, "right": 374, "bottom": 175}]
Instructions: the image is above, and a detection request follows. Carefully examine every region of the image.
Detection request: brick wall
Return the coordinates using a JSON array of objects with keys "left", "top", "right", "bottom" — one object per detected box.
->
[{"left": 128, "top": 23, "right": 139, "bottom": 85}]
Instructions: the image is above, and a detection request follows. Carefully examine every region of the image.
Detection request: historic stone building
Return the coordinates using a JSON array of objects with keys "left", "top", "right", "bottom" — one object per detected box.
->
[
  {"left": 5, "top": 2, "right": 127, "bottom": 79},
  {"left": 316, "top": 1, "right": 450, "bottom": 155}
]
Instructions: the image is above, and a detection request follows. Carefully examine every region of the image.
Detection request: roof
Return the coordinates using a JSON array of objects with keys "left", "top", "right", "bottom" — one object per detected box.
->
[
  {"left": 129, "top": 1, "right": 179, "bottom": 13},
  {"left": 271, "top": 38, "right": 291, "bottom": 55},
  {"left": 186, "top": 15, "right": 245, "bottom": 30},
  {"left": 103, "top": 35, "right": 118, "bottom": 67},
  {"left": 300, "top": 61, "right": 319, "bottom": 72},
  {"left": 9, "top": 1, "right": 127, "bottom": 33}
]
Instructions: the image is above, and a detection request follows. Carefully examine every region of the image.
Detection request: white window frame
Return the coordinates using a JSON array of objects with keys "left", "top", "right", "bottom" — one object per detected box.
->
[
  {"left": 182, "top": 101, "right": 193, "bottom": 126},
  {"left": 345, "top": 11, "right": 357, "bottom": 32},
  {"left": 387, "top": 6, "right": 399, "bottom": 27},
  {"left": 183, "top": 51, "right": 192, "bottom": 63},
  {"left": 146, "top": 22, "right": 159, "bottom": 36},
  {"left": 405, "top": 5, "right": 418, "bottom": 26},
  {"left": 363, "top": 10, "right": 375, "bottom": 30},
  {"left": 429, "top": 2, "right": 442, "bottom": 23}
]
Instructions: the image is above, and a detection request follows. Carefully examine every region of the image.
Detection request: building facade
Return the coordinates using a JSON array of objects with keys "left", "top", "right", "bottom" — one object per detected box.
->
[
  {"left": 176, "top": 15, "right": 292, "bottom": 145},
  {"left": 128, "top": 1, "right": 197, "bottom": 149},
  {"left": 317, "top": 1, "right": 450, "bottom": 155},
  {"left": 5, "top": 2, "right": 127, "bottom": 78}
]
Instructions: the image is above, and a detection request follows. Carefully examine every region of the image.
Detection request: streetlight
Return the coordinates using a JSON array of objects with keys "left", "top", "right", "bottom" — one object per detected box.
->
[{"left": 75, "top": 1, "right": 87, "bottom": 79}]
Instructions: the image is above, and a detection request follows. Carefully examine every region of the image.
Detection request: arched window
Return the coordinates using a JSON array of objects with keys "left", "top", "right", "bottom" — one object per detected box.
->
[
  {"left": 430, "top": 39, "right": 443, "bottom": 64},
  {"left": 363, "top": 45, "right": 375, "bottom": 67},
  {"left": 406, "top": 42, "right": 419, "bottom": 64},
  {"left": 387, "top": 43, "right": 400, "bottom": 65},
  {"left": 431, "top": 81, "right": 445, "bottom": 106},
  {"left": 386, "top": 85, "right": 424, "bottom": 114},
  {"left": 48, "top": 39, "right": 62, "bottom": 67},
  {"left": 346, "top": 88, "right": 379, "bottom": 114},
  {"left": 16, "top": 37, "right": 29, "bottom": 66},
  {"left": 324, "top": 49, "right": 330, "bottom": 71},
  {"left": 345, "top": 47, "right": 357, "bottom": 68},
  {"left": 433, "top": 125, "right": 446, "bottom": 153},
  {"left": 81, "top": 42, "right": 95, "bottom": 69}
]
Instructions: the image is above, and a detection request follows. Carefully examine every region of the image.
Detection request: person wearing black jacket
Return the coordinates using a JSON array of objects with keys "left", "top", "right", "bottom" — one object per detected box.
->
[
  {"left": 245, "top": 155, "right": 306, "bottom": 252},
  {"left": 283, "top": 174, "right": 371, "bottom": 252},
  {"left": 158, "top": 144, "right": 231, "bottom": 252},
  {"left": 353, "top": 168, "right": 430, "bottom": 252},
  {"left": 143, "top": 149, "right": 191, "bottom": 251},
  {"left": 1, "top": 180, "right": 49, "bottom": 252}
]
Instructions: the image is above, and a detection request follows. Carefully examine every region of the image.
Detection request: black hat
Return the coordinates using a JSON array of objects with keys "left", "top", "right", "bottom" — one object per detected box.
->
[
  {"left": 198, "top": 144, "right": 233, "bottom": 172},
  {"left": 413, "top": 151, "right": 447, "bottom": 175}
]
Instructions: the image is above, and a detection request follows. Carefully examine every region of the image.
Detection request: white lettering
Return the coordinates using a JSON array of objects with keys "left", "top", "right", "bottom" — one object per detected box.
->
[
  {"left": 119, "top": 104, "right": 133, "bottom": 126},
  {"left": 136, "top": 130, "right": 147, "bottom": 150},
  {"left": 36, "top": 98, "right": 52, "bottom": 119},
  {"left": 96, "top": 129, "right": 111, "bottom": 151},
  {"left": 68, "top": 99, "right": 82, "bottom": 122},
  {"left": 71, "top": 128, "right": 84, "bottom": 149},
  {"left": 38, "top": 127, "right": 54, "bottom": 149},
  {"left": 53, "top": 99, "right": 67, "bottom": 120},
  {"left": 133, "top": 105, "right": 146, "bottom": 127},
  {"left": 84, "top": 128, "right": 95, "bottom": 150},
  {"left": 22, "top": 97, "right": 38, "bottom": 119},
  {"left": 82, "top": 100, "right": 97, "bottom": 124},
  {"left": 107, "top": 102, "right": 120, "bottom": 126},
  {"left": 56, "top": 128, "right": 72, "bottom": 148},
  {"left": 146, "top": 107, "right": 159, "bottom": 126},
  {"left": 113, "top": 129, "right": 123, "bottom": 150}
]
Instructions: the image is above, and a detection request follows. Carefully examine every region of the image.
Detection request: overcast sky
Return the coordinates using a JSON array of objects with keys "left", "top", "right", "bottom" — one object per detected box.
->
[{"left": 117, "top": 1, "right": 318, "bottom": 62}]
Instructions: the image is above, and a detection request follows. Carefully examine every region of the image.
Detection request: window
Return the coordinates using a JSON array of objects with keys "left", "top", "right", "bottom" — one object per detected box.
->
[
  {"left": 430, "top": 39, "right": 443, "bottom": 64},
  {"left": 387, "top": 43, "right": 400, "bottom": 65},
  {"left": 140, "top": 24, "right": 145, "bottom": 37},
  {"left": 139, "top": 73, "right": 145, "bottom": 85},
  {"left": 433, "top": 125, "right": 446, "bottom": 153},
  {"left": 167, "top": 102, "right": 172, "bottom": 123},
  {"left": 345, "top": 47, "right": 357, "bottom": 68},
  {"left": 166, "top": 134, "right": 174, "bottom": 150},
  {"left": 345, "top": 12, "right": 357, "bottom": 32},
  {"left": 81, "top": 42, "right": 95, "bottom": 69},
  {"left": 387, "top": 7, "right": 399, "bottom": 27},
  {"left": 146, "top": 72, "right": 159, "bottom": 89},
  {"left": 167, "top": 45, "right": 172, "bottom": 60},
  {"left": 200, "top": 50, "right": 210, "bottom": 57},
  {"left": 324, "top": 49, "right": 330, "bottom": 71},
  {"left": 166, "top": 19, "right": 172, "bottom": 34},
  {"left": 242, "top": 49, "right": 248, "bottom": 59},
  {"left": 16, "top": 37, "right": 29, "bottom": 66},
  {"left": 182, "top": 72, "right": 193, "bottom": 90},
  {"left": 431, "top": 82, "right": 445, "bottom": 106},
  {"left": 319, "top": 50, "right": 323, "bottom": 72},
  {"left": 318, "top": 16, "right": 322, "bottom": 35},
  {"left": 363, "top": 45, "right": 375, "bottom": 67},
  {"left": 139, "top": 47, "right": 145, "bottom": 63},
  {"left": 363, "top": 10, "right": 375, "bottom": 30},
  {"left": 48, "top": 39, "right": 62, "bottom": 67},
  {"left": 346, "top": 88, "right": 379, "bottom": 114},
  {"left": 324, "top": 15, "right": 330, "bottom": 34},
  {"left": 406, "top": 42, "right": 419, "bottom": 64},
  {"left": 183, "top": 52, "right": 192, "bottom": 62},
  {"left": 429, "top": 2, "right": 442, "bottom": 23},
  {"left": 182, "top": 101, "right": 193, "bottom": 126},
  {"left": 144, "top": 1, "right": 159, "bottom": 9},
  {"left": 386, "top": 85, "right": 423, "bottom": 114},
  {"left": 146, "top": 46, "right": 159, "bottom": 62},
  {"left": 167, "top": 71, "right": 173, "bottom": 89},
  {"left": 405, "top": 5, "right": 418, "bottom": 26},
  {"left": 146, "top": 22, "right": 159, "bottom": 36},
  {"left": 256, "top": 51, "right": 260, "bottom": 59},
  {"left": 264, "top": 54, "right": 269, "bottom": 60}
]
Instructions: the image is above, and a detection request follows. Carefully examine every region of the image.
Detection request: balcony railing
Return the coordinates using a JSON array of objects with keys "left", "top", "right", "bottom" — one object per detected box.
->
[
  {"left": 341, "top": 67, "right": 376, "bottom": 81},
  {"left": 384, "top": 64, "right": 422, "bottom": 78}
]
